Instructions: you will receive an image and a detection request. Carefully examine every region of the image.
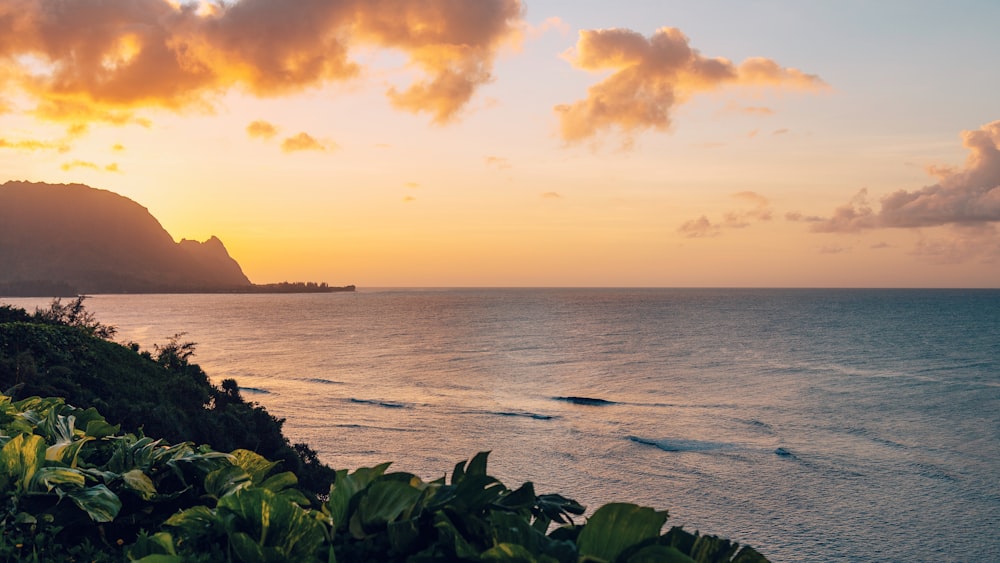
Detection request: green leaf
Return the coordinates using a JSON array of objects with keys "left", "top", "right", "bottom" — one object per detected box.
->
[
  {"left": 121, "top": 468, "right": 158, "bottom": 500},
  {"left": 165, "top": 505, "right": 220, "bottom": 538},
  {"left": 31, "top": 466, "right": 86, "bottom": 491},
  {"left": 66, "top": 484, "right": 122, "bottom": 522},
  {"left": 577, "top": 503, "right": 668, "bottom": 563},
  {"left": 204, "top": 463, "right": 252, "bottom": 499},
  {"left": 259, "top": 470, "right": 299, "bottom": 495},
  {"left": 228, "top": 530, "right": 268, "bottom": 563},
  {"left": 326, "top": 462, "right": 391, "bottom": 532},
  {"left": 0, "top": 432, "right": 46, "bottom": 494},
  {"left": 84, "top": 418, "right": 120, "bottom": 439},
  {"left": 129, "top": 530, "right": 178, "bottom": 558},
  {"left": 218, "top": 487, "right": 326, "bottom": 560},
  {"left": 230, "top": 448, "right": 280, "bottom": 485},
  {"left": 451, "top": 451, "right": 491, "bottom": 484},
  {"left": 354, "top": 480, "right": 422, "bottom": 534}
]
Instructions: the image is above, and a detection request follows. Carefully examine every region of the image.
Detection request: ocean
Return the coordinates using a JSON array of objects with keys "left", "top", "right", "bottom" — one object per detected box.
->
[{"left": 4, "top": 288, "right": 998, "bottom": 562}]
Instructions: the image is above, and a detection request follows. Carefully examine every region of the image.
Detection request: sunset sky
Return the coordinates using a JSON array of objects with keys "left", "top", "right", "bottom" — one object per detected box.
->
[{"left": 2, "top": 0, "right": 998, "bottom": 287}]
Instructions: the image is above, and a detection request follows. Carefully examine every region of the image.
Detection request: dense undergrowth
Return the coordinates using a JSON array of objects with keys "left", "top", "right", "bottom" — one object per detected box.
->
[{"left": 0, "top": 298, "right": 768, "bottom": 562}]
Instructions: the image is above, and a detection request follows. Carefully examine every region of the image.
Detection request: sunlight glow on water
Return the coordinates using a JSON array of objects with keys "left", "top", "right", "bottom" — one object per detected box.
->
[{"left": 5, "top": 288, "right": 999, "bottom": 562}]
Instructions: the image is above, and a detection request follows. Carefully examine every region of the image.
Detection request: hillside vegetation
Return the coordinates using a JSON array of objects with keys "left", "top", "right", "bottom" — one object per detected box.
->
[{"left": 0, "top": 299, "right": 768, "bottom": 562}]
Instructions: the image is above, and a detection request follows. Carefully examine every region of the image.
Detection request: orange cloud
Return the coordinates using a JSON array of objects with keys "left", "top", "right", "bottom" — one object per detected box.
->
[
  {"left": 246, "top": 120, "right": 278, "bottom": 139},
  {"left": 0, "top": 0, "right": 524, "bottom": 124},
  {"left": 680, "top": 191, "right": 773, "bottom": 236},
  {"left": 0, "top": 137, "right": 69, "bottom": 152},
  {"left": 555, "top": 27, "right": 826, "bottom": 142},
  {"left": 281, "top": 132, "right": 326, "bottom": 153},
  {"left": 678, "top": 215, "right": 720, "bottom": 238},
  {"left": 60, "top": 160, "right": 100, "bottom": 171},
  {"left": 541, "top": 191, "right": 562, "bottom": 199},
  {"left": 813, "top": 120, "right": 1000, "bottom": 232}
]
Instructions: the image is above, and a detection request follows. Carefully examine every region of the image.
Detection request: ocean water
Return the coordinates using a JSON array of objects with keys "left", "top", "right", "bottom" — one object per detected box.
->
[{"left": 4, "top": 289, "right": 999, "bottom": 562}]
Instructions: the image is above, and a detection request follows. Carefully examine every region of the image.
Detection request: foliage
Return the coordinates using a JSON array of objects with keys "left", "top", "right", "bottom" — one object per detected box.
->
[
  {"left": 0, "top": 301, "right": 334, "bottom": 496},
  {"left": 0, "top": 301, "right": 769, "bottom": 561},
  {"left": 0, "top": 393, "right": 768, "bottom": 563},
  {"left": 32, "top": 296, "right": 118, "bottom": 340}
]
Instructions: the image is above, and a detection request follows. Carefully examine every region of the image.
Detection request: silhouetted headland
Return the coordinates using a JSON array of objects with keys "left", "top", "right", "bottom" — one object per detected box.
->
[{"left": 0, "top": 181, "right": 353, "bottom": 296}]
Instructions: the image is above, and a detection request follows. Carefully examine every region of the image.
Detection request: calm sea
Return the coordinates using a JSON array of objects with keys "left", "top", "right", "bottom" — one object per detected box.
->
[{"left": 4, "top": 289, "right": 999, "bottom": 562}]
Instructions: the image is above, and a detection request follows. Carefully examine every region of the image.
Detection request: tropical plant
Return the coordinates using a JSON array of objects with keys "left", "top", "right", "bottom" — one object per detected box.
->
[{"left": 0, "top": 300, "right": 771, "bottom": 562}]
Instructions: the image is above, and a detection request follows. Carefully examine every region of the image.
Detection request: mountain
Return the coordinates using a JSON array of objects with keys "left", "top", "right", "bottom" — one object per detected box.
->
[{"left": 0, "top": 181, "right": 252, "bottom": 295}]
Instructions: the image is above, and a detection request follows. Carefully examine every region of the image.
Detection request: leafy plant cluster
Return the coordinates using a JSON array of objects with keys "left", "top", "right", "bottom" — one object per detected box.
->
[
  {"left": 0, "top": 300, "right": 770, "bottom": 561},
  {"left": 0, "top": 392, "right": 766, "bottom": 562},
  {"left": 0, "top": 298, "right": 333, "bottom": 494}
]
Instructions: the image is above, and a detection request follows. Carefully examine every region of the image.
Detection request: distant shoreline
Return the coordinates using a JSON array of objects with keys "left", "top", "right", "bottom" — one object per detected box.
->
[{"left": 0, "top": 282, "right": 355, "bottom": 297}]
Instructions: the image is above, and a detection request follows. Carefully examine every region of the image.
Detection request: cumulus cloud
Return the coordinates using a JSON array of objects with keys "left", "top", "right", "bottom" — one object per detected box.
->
[
  {"left": 555, "top": 27, "right": 826, "bottom": 142},
  {"left": 680, "top": 191, "right": 773, "bottom": 236},
  {"left": 678, "top": 215, "right": 720, "bottom": 238},
  {"left": 246, "top": 119, "right": 278, "bottom": 139},
  {"left": 0, "top": 0, "right": 524, "bottom": 125},
  {"left": 812, "top": 120, "right": 1000, "bottom": 233},
  {"left": 281, "top": 132, "right": 326, "bottom": 153}
]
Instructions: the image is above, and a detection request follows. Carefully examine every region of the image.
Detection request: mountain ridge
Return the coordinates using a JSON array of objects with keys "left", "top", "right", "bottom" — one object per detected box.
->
[{"left": 0, "top": 180, "right": 253, "bottom": 295}]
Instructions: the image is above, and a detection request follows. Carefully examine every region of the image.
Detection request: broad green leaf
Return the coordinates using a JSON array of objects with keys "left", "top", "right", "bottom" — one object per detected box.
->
[
  {"left": 230, "top": 448, "right": 280, "bottom": 485},
  {"left": 46, "top": 435, "right": 93, "bottom": 467},
  {"left": 354, "top": 480, "right": 422, "bottom": 535},
  {"left": 31, "top": 466, "right": 86, "bottom": 491},
  {"left": 67, "top": 484, "right": 122, "bottom": 522},
  {"left": 688, "top": 533, "right": 739, "bottom": 562},
  {"left": 497, "top": 481, "right": 536, "bottom": 511},
  {"left": 0, "top": 432, "right": 46, "bottom": 493},
  {"left": 327, "top": 462, "right": 392, "bottom": 531},
  {"left": 218, "top": 487, "right": 325, "bottom": 559},
  {"left": 577, "top": 503, "right": 668, "bottom": 563},
  {"left": 488, "top": 511, "right": 549, "bottom": 555},
  {"left": 259, "top": 470, "right": 299, "bottom": 494},
  {"left": 84, "top": 418, "right": 120, "bottom": 439},
  {"left": 452, "top": 451, "right": 491, "bottom": 484},
  {"left": 204, "top": 463, "right": 252, "bottom": 499},
  {"left": 165, "top": 505, "right": 220, "bottom": 538},
  {"left": 121, "top": 468, "right": 158, "bottom": 500},
  {"left": 228, "top": 530, "right": 268, "bottom": 563},
  {"left": 433, "top": 511, "right": 481, "bottom": 560},
  {"left": 129, "top": 530, "right": 178, "bottom": 558}
]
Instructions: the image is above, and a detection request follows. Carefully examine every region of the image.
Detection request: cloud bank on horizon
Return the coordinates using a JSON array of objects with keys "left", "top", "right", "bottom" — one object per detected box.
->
[
  {"left": 0, "top": 0, "right": 524, "bottom": 124},
  {"left": 810, "top": 120, "right": 1000, "bottom": 232}
]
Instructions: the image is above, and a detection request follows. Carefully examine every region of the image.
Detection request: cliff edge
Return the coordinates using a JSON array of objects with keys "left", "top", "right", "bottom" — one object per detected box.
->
[{"left": 0, "top": 181, "right": 252, "bottom": 295}]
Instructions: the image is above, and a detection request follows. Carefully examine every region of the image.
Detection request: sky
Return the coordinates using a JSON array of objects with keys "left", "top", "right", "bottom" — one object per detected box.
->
[{"left": 2, "top": 0, "right": 999, "bottom": 288}]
